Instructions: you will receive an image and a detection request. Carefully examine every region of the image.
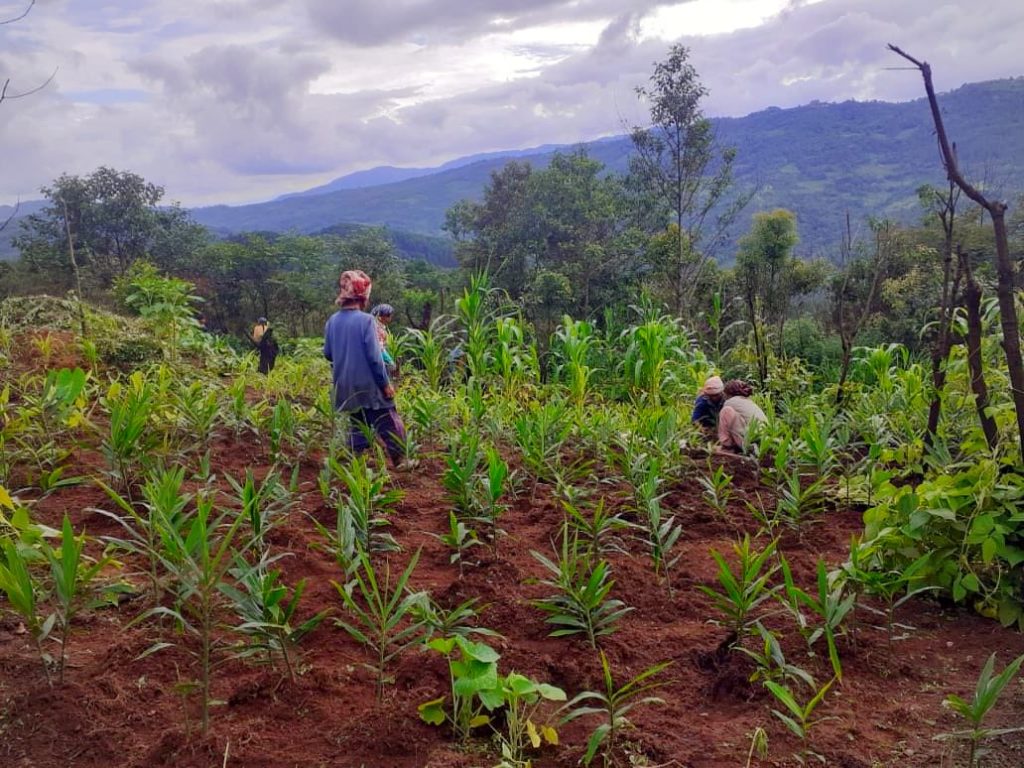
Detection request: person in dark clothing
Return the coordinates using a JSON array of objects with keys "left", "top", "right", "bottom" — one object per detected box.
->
[
  {"left": 691, "top": 375, "right": 725, "bottom": 433},
  {"left": 252, "top": 317, "right": 279, "bottom": 374},
  {"left": 323, "top": 270, "right": 417, "bottom": 470}
]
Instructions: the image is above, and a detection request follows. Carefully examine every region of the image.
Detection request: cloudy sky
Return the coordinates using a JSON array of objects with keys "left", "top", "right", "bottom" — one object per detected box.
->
[{"left": 1, "top": 0, "right": 1022, "bottom": 207}]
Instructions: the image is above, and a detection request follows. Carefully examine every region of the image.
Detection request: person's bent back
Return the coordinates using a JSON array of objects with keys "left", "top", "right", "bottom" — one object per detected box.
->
[{"left": 718, "top": 379, "right": 766, "bottom": 453}]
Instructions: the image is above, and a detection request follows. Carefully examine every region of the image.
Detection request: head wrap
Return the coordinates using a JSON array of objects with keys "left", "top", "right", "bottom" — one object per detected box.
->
[
  {"left": 337, "top": 270, "right": 372, "bottom": 306},
  {"left": 371, "top": 303, "right": 394, "bottom": 318},
  {"left": 724, "top": 379, "right": 754, "bottom": 398},
  {"left": 700, "top": 375, "right": 724, "bottom": 396}
]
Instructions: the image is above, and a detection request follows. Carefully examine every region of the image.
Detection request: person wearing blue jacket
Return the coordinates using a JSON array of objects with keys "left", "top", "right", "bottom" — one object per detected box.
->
[
  {"left": 323, "top": 270, "right": 416, "bottom": 469},
  {"left": 691, "top": 375, "right": 725, "bottom": 433}
]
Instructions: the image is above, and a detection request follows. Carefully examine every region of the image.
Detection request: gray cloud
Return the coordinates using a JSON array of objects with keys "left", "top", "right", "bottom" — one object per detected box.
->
[
  {"left": 0, "top": 0, "right": 1022, "bottom": 207},
  {"left": 303, "top": 0, "right": 670, "bottom": 46}
]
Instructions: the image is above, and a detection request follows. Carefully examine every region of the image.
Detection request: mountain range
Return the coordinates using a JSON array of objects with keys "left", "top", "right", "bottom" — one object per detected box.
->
[{"left": 3, "top": 77, "right": 1023, "bottom": 265}]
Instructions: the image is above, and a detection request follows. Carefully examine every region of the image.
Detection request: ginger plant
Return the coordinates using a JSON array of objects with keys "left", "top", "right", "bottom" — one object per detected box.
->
[
  {"left": 561, "top": 651, "right": 671, "bottom": 767},
  {"left": 333, "top": 550, "right": 427, "bottom": 703}
]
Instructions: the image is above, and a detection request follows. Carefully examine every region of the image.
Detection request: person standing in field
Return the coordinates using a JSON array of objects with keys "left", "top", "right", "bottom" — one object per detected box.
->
[
  {"left": 370, "top": 303, "right": 398, "bottom": 377},
  {"left": 252, "top": 316, "right": 279, "bottom": 374},
  {"left": 717, "top": 379, "right": 767, "bottom": 453},
  {"left": 324, "top": 271, "right": 416, "bottom": 470}
]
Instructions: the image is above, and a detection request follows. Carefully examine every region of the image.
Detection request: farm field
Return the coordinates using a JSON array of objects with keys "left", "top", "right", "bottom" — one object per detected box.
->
[{"left": 1, "top": 297, "right": 1023, "bottom": 768}]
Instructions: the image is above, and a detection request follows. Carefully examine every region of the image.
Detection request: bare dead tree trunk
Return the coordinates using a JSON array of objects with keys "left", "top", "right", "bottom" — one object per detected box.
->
[
  {"left": 59, "top": 196, "right": 88, "bottom": 338},
  {"left": 925, "top": 182, "right": 961, "bottom": 445},
  {"left": 836, "top": 214, "right": 887, "bottom": 405},
  {"left": 960, "top": 248, "right": 999, "bottom": 450},
  {"left": 890, "top": 44, "right": 1024, "bottom": 461},
  {"left": 746, "top": 293, "right": 768, "bottom": 387}
]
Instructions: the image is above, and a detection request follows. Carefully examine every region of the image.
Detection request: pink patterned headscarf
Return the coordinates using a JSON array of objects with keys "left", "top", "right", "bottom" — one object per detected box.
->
[{"left": 336, "top": 270, "right": 372, "bottom": 306}]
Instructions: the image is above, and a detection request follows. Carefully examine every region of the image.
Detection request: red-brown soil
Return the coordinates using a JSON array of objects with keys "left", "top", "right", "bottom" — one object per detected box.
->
[{"left": 2, "top": 434, "right": 1023, "bottom": 768}]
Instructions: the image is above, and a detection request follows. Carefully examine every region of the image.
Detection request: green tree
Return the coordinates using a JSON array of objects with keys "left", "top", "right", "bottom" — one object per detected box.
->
[
  {"left": 630, "top": 44, "right": 750, "bottom": 317},
  {"left": 15, "top": 167, "right": 207, "bottom": 288},
  {"left": 445, "top": 151, "right": 639, "bottom": 320},
  {"left": 735, "top": 209, "right": 805, "bottom": 384}
]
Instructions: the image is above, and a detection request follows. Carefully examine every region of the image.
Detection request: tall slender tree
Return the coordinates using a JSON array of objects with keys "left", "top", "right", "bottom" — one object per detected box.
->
[{"left": 630, "top": 44, "right": 750, "bottom": 318}]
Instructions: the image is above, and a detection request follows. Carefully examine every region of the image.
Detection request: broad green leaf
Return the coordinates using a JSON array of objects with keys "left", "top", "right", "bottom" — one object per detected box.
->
[{"left": 417, "top": 697, "right": 446, "bottom": 726}]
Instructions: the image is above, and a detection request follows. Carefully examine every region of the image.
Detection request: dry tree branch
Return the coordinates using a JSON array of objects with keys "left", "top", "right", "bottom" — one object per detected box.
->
[
  {"left": 0, "top": 68, "right": 57, "bottom": 105},
  {"left": 0, "top": 199, "right": 19, "bottom": 233},
  {"left": 887, "top": 43, "right": 997, "bottom": 213},
  {"left": 1, "top": 1, "right": 57, "bottom": 105},
  {"left": 888, "top": 42, "right": 1024, "bottom": 460},
  {"left": 0, "top": 0, "right": 34, "bottom": 25}
]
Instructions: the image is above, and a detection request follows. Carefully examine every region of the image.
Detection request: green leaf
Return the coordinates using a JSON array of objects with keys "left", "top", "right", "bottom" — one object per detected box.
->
[
  {"left": 771, "top": 709, "right": 805, "bottom": 739},
  {"left": 764, "top": 681, "right": 803, "bottom": 721},
  {"left": 417, "top": 697, "right": 446, "bottom": 726},
  {"left": 583, "top": 723, "right": 611, "bottom": 765},
  {"left": 536, "top": 683, "right": 567, "bottom": 701},
  {"left": 427, "top": 636, "right": 456, "bottom": 655},
  {"left": 981, "top": 537, "right": 997, "bottom": 564}
]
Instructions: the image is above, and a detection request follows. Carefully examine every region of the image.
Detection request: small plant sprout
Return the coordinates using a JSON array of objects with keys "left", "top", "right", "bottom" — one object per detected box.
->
[
  {"left": 699, "top": 535, "right": 780, "bottom": 648},
  {"left": 764, "top": 676, "right": 837, "bottom": 764},
  {"left": 492, "top": 672, "right": 566, "bottom": 767},
  {"left": 0, "top": 535, "right": 54, "bottom": 684},
  {"left": 333, "top": 550, "right": 427, "bottom": 703},
  {"left": 314, "top": 455, "right": 403, "bottom": 572},
  {"left": 697, "top": 460, "right": 734, "bottom": 518},
  {"left": 531, "top": 526, "right": 633, "bottom": 649},
  {"left": 133, "top": 493, "right": 249, "bottom": 733},
  {"left": 226, "top": 468, "right": 292, "bottom": 558},
  {"left": 419, "top": 634, "right": 503, "bottom": 742},
  {"left": 837, "top": 534, "right": 936, "bottom": 651},
  {"left": 44, "top": 514, "right": 119, "bottom": 683},
  {"left": 936, "top": 652, "right": 1024, "bottom": 768},
  {"left": 737, "top": 621, "right": 816, "bottom": 690},
  {"left": 562, "top": 497, "right": 631, "bottom": 565},
  {"left": 561, "top": 651, "right": 671, "bottom": 767},
  {"left": 96, "top": 464, "right": 192, "bottom": 604},
  {"left": 779, "top": 557, "right": 854, "bottom": 682},
  {"left": 434, "top": 511, "right": 482, "bottom": 576},
  {"left": 746, "top": 726, "right": 769, "bottom": 768},
  {"left": 222, "top": 561, "right": 329, "bottom": 682},
  {"left": 628, "top": 452, "right": 682, "bottom": 586},
  {"left": 412, "top": 596, "right": 502, "bottom": 642}
]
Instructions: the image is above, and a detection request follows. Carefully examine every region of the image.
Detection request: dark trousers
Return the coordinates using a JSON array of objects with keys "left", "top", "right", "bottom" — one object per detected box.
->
[{"left": 349, "top": 407, "right": 407, "bottom": 463}]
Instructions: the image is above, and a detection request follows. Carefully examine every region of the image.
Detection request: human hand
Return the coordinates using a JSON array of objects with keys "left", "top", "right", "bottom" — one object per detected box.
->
[{"left": 383, "top": 384, "right": 396, "bottom": 400}]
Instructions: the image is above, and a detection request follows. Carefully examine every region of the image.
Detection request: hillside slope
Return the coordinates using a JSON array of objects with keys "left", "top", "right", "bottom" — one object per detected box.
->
[{"left": 191, "top": 78, "right": 1024, "bottom": 257}]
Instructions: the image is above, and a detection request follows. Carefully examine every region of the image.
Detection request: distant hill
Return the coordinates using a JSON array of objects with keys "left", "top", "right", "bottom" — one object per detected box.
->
[
  {"left": 210, "top": 222, "right": 458, "bottom": 267},
  {"left": 190, "top": 78, "right": 1024, "bottom": 258},
  {"left": 275, "top": 142, "right": 576, "bottom": 200},
  {"left": 0, "top": 200, "right": 46, "bottom": 262},
  {"left": 0, "top": 202, "right": 455, "bottom": 266},
  {"left": 4, "top": 79, "right": 1022, "bottom": 263}
]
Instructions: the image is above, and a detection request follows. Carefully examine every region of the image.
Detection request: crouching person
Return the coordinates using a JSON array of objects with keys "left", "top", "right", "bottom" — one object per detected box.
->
[{"left": 717, "top": 379, "right": 766, "bottom": 454}]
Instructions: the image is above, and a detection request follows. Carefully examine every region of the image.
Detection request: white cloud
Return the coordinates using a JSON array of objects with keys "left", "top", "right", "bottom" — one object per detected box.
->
[{"left": 0, "top": 0, "right": 1021, "bottom": 206}]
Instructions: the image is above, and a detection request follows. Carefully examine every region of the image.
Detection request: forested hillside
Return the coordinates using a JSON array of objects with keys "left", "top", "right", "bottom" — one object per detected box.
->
[{"left": 189, "top": 78, "right": 1024, "bottom": 257}]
